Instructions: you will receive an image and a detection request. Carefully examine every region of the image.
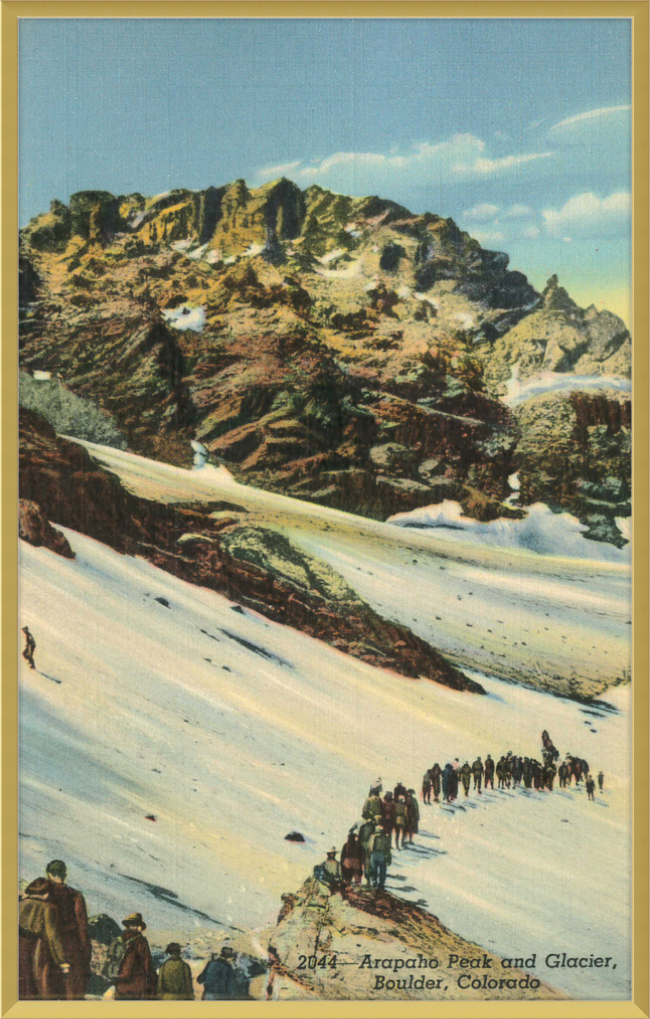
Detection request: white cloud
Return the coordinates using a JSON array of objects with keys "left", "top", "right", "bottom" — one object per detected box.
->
[
  {"left": 505, "top": 203, "right": 533, "bottom": 218},
  {"left": 255, "top": 134, "right": 556, "bottom": 196},
  {"left": 542, "top": 191, "right": 631, "bottom": 238},
  {"left": 470, "top": 228, "right": 505, "bottom": 246},
  {"left": 523, "top": 225, "right": 540, "bottom": 239},
  {"left": 463, "top": 202, "right": 500, "bottom": 221},
  {"left": 454, "top": 151, "right": 553, "bottom": 176},
  {"left": 550, "top": 105, "right": 631, "bottom": 132},
  {"left": 256, "top": 159, "right": 303, "bottom": 179}
]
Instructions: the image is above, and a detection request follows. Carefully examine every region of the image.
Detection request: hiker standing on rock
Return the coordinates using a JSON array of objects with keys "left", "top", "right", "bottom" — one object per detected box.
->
[
  {"left": 430, "top": 763, "right": 442, "bottom": 802},
  {"left": 341, "top": 831, "right": 363, "bottom": 886},
  {"left": 368, "top": 827, "right": 392, "bottom": 890},
  {"left": 22, "top": 626, "right": 36, "bottom": 669},
  {"left": 109, "top": 912, "right": 157, "bottom": 1000},
  {"left": 358, "top": 817, "right": 376, "bottom": 881},
  {"left": 157, "top": 943, "right": 194, "bottom": 1000},
  {"left": 41, "top": 860, "right": 90, "bottom": 1000},
  {"left": 198, "top": 948, "right": 235, "bottom": 1001},
  {"left": 19, "top": 878, "right": 68, "bottom": 999}
]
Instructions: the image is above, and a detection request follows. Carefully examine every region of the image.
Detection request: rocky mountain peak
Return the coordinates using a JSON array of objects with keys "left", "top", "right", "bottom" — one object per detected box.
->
[{"left": 541, "top": 273, "right": 578, "bottom": 314}]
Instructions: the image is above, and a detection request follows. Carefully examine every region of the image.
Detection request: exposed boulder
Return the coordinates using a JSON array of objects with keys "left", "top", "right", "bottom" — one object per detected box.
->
[{"left": 19, "top": 498, "right": 75, "bottom": 558}]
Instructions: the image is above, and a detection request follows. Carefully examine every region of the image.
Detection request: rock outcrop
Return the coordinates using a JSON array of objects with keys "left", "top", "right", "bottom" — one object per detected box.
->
[
  {"left": 265, "top": 878, "right": 561, "bottom": 1000},
  {"left": 18, "top": 498, "right": 75, "bottom": 558}
]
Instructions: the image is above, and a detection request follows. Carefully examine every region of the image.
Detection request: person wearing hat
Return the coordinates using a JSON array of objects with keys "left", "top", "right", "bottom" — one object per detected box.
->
[
  {"left": 41, "top": 860, "right": 91, "bottom": 1000},
  {"left": 197, "top": 947, "right": 235, "bottom": 1000},
  {"left": 157, "top": 943, "right": 194, "bottom": 1000},
  {"left": 113, "top": 912, "right": 157, "bottom": 1000}
]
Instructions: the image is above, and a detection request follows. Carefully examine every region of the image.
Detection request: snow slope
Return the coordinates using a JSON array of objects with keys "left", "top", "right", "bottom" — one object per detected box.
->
[
  {"left": 19, "top": 529, "right": 631, "bottom": 999},
  {"left": 69, "top": 440, "right": 631, "bottom": 694}
]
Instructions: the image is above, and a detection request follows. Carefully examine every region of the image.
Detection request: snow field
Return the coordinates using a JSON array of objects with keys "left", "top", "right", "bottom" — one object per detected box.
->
[{"left": 19, "top": 528, "right": 630, "bottom": 999}]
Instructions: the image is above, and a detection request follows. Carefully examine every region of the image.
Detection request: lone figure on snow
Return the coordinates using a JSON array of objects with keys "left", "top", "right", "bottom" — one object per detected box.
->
[{"left": 22, "top": 626, "right": 36, "bottom": 669}]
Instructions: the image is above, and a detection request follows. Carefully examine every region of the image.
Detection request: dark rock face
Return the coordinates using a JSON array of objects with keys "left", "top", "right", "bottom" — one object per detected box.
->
[
  {"left": 18, "top": 179, "right": 629, "bottom": 538},
  {"left": 19, "top": 408, "right": 483, "bottom": 693},
  {"left": 19, "top": 498, "right": 75, "bottom": 558}
]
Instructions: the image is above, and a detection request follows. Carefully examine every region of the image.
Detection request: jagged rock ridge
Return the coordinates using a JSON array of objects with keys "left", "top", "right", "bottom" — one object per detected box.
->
[{"left": 19, "top": 179, "right": 630, "bottom": 539}]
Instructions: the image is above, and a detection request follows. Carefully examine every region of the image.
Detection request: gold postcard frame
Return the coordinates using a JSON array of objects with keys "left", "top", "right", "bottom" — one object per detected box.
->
[{"left": 2, "top": 3, "right": 648, "bottom": 1017}]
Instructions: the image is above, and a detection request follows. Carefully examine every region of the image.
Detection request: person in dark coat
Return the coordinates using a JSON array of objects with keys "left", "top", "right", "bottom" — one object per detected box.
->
[
  {"left": 422, "top": 770, "right": 432, "bottom": 804},
  {"left": 393, "top": 781, "right": 407, "bottom": 801},
  {"left": 19, "top": 878, "right": 68, "bottom": 1000},
  {"left": 430, "top": 763, "right": 442, "bottom": 802},
  {"left": 42, "top": 860, "right": 90, "bottom": 1000},
  {"left": 341, "top": 831, "right": 364, "bottom": 885},
  {"left": 544, "top": 763, "right": 556, "bottom": 791},
  {"left": 380, "top": 792, "right": 396, "bottom": 845},
  {"left": 598, "top": 770, "right": 604, "bottom": 791},
  {"left": 197, "top": 948, "right": 235, "bottom": 1000},
  {"left": 114, "top": 913, "right": 157, "bottom": 1000},
  {"left": 405, "top": 790, "right": 419, "bottom": 844},
  {"left": 471, "top": 758, "right": 483, "bottom": 793},
  {"left": 442, "top": 763, "right": 453, "bottom": 803},
  {"left": 22, "top": 626, "right": 36, "bottom": 669},
  {"left": 157, "top": 943, "right": 194, "bottom": 1000},
  {"left": 484, "top": 755, "right": 494, "bottom": 789},
  {"left": 460, "top": 762, "right": 472, "bottom": 797},
  {"left": 586, "top": 775, "right": 596, "bottom": 801}
]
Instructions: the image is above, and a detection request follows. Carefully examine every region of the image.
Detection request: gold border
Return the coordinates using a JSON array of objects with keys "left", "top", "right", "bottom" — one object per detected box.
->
[{"left": 3, "top": 3, "right": 648, "bottom": 1017}]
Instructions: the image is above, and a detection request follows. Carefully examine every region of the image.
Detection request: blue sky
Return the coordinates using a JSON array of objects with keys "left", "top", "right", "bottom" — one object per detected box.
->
[{"left": 19, "top": 18, "right": 631, "bottom": 321}]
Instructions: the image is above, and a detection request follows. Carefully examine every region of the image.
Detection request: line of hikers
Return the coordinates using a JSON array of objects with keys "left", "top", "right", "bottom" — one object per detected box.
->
[
  {"left": 314, "top": 738, "right": 605, "bottom": 898},
  {"left": 422, "top": 752, "right": 604, "bottom": 803},
  {"left": 18, "top": 859, "right": 254, "bottom": 1001},
  {"left": 314, "top": 780, "right": 421, "bottom": 895}
]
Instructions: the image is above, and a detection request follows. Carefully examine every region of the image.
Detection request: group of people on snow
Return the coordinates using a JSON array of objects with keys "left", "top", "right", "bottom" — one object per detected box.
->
[
  {"left": 315, "top": 732, "right": 605, "bottom": 901},
  {"left": 314, "top": 780, "right": 420, "bottom": 895},
  {"left": 421, "top": 736, "right": 604, "bottom": 804},
  {"left": 18, "top": 859, "right": 252, "bottom": 1001}
]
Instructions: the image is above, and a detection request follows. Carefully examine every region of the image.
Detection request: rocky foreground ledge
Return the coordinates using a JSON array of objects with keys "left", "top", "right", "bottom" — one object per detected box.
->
[{"left": 264, "top": 878, "right": 561, "bottom": 1001}]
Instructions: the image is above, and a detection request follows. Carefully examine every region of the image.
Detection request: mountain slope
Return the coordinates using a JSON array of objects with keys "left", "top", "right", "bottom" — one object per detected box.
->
[{"left": 19, "top": 179, "right": 630, "bottom": 537}]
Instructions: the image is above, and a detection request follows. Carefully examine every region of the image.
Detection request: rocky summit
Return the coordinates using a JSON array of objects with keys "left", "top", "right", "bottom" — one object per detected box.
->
[{"left": 19, "top": 178, "right": 631, "bottom": 541}]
